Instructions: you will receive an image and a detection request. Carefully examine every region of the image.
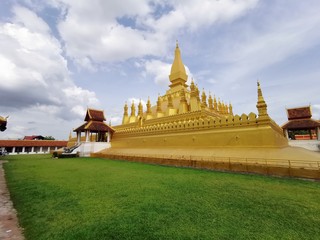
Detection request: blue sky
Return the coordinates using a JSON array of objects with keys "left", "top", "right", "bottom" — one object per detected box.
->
[{"left": 0, "top": 0, "right": 319, "bottom": 140}]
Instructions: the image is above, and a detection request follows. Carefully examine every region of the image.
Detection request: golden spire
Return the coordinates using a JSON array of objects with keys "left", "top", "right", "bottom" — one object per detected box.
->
[
  {"left": 122, "top": 102, "right": 129, "bottom": 124},
  {"left": 138, "top": 100, "right": 143, "bottom": 117},
  {"left": 256, "top": 81, "right": 269, "bottom": 118},
  {"left": 201, "top": 89, "right": 207, "bottom": 108},
  {"left": 123, "top": 102, "right": 128, "bottom": 116},
  {"left": 130, "top": 101, "right": 136, "bottom": 117},
  {"left": 146, "top": 97, "right": 151, "bottom": 114},
  {"left": 225, "top": 102, "right": 229, "bottom": 114},
  {"left": 208, "top": 93, "right": 214, "bottom": 111},
  {"left": 229, "top": 102, "right": 233, "bottom": 115},
  {"left": 169, "top": 41, "right": 188, "bottom": 88},
  {"left": 190, "top": 78, "right": 195, "bottom": 91},
  {"left": 214, "top": 95, "right": 218, "bottom": 111},
  {"left": 156, "top": 95, "right": 162, "bottom": 113}
]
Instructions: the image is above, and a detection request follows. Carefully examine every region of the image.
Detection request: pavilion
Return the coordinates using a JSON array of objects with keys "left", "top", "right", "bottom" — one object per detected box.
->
[
  {"left": 282, "top": 106, "right": 320, "bottom": 141},
  {"left": 74, "top": 108, "right": 114, "bottom": 144}
]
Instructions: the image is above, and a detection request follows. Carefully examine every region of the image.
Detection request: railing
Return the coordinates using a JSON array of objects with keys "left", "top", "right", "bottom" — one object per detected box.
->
[{"left": 92, "top": 152, "right": 320, "bottom": 180}]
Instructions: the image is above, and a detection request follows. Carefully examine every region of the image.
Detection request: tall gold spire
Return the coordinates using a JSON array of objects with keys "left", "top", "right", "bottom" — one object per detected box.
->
[
  {"left": 169, "top": 41, "right": 188, "bottom": 90},
  {"left": 256, "top": 81, "right": 269, "bottom": 119}
]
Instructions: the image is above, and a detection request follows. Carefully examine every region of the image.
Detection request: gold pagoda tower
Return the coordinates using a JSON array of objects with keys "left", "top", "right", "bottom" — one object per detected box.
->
[{"left": 107, "top": 43, "right": 288, "bottom": 151}]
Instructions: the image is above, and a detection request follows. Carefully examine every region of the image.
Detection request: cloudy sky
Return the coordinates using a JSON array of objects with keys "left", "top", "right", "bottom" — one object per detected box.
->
[{"left": 0, "top": 0, "right": 319, "bottom": 140}]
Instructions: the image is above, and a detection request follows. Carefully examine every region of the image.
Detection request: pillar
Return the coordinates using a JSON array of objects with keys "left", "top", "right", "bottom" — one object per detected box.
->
[
  {"left": 85, "top": 130, "right": 90, "bottom": 142},
  {"left": 317, "top": 127, "right": 320, "bottom": 141},
  {"left": 40, "top": 147, "right": 43, "bottom": 153},
  {"left": 284, "top": 129, "right": 289, "bottom": 140},
  {"left": 12, "top": 147, "right": 15, "bottom": 154},
  {"left": 31, "top": 146, "right": 34, "bottom": 153},
  {"left": 107, "top": 130, "right": 110, "bottom": 143},
  {"left": 77, "top": 132, "right": 81, "bottom": 144},
  {"left": 309, "top": 129, "right": 312, "bottom": 140},
  {"left": 22, "top": 147, "right": 25, "bottom": 153}
]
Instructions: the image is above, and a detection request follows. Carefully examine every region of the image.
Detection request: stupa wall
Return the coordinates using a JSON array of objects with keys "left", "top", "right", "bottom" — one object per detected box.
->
[{"left": 111, "top": 114, "right": 288, "bottom": 148}]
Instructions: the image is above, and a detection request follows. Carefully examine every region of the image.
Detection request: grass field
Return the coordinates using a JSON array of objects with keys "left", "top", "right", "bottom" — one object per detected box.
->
[{"left": 3, "top": 154, "right": 320, "bottom": 240}]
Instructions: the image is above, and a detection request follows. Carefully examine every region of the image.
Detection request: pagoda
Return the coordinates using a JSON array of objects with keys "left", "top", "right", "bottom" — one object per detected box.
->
[{"left": 105, "top": 43, "right": 288, "bottom": 152}]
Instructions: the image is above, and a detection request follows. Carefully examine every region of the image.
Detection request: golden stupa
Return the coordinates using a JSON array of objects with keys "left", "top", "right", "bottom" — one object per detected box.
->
[
  {"left": 107, "top": 42, "right": 288, "bottom": 153},
  {"left": 85, "top": 42, "right": 320, "bottom": 179}
]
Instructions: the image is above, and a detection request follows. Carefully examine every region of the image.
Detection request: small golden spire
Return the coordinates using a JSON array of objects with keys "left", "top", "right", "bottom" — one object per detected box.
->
[
  {"left": 208, "top": 93, "right": 214, "bottom": 110},
  {"left": 146, "top": 97, "right": 151, "bottom": 114},
  {"left": 229, "top": 102, "right": 233, "bottom": 115},
  {"left": 123, "top": 102, "right": 128, "bottom": 116},
  {"left": 138, "top": 100, "right": 143, "bottom": 117},
  {"left": 201, "top": 89, "right": 207, "bottom": 108},
  {"left": 213, "top": 95, "right": 218, "bottom": 111},
  {"left": 156, "top": 95, "right": 162, "bottom": 113},
  {"left": 130, "top": 101, "right": 136, "bottom": 117},
  {"left": 256, "top": 81, "right": 269, "bottom": 119}
]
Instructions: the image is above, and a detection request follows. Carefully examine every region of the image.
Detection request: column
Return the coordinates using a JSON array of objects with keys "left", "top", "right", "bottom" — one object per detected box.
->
[
  {"left": 12, "top": 147, "right": 15, "bottom": 154},
  {"left": 31, "top": 147, "right": 34, "bottom": 153},
  {"left": 284, "top": 129, "right": 289, "bottom": 140},
  {"left": 40, "top": 147, "right": 43, "bottom": 153},
  {"left": 317, "top": 127, "right": 320, "bottom": 141},
  {"left": 22, "top": 147, "right": 25, "bottom": 154},
  {"left": 77, "top": 132, "right": 81, "bottom": 144},
  {"left": 107, "top": 130, "right": 110, "bottom": 143},
  {"left": 85, "top": 130, "right": 89, "bottom": 142}
]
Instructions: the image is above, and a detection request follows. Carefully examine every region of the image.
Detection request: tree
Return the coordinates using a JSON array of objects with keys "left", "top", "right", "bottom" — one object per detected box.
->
[{"left": 44, "top": 136, "right": 55, "bottom": 140}]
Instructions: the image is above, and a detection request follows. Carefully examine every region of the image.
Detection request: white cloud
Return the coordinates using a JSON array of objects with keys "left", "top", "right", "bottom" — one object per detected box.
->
[
  {"left": 0, "top": 6, "right": 99, "bottom": 120},
  {"left": 144, "top": 59, "right": 194, "bottom": 86},
  {"left": 42, "top": 0, "right": 260, "bottom": 67}
]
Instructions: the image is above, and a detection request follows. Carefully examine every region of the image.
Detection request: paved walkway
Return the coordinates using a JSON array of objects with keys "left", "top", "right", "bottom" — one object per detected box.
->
[{"left": 0, "top": 161, "right": 24, "bottom": 240}]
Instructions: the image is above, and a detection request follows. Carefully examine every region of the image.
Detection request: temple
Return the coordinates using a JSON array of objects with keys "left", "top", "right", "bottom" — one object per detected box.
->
[
  {"left": 93, "top": 43, "right": 303, "bottom": 160},
  {"left": 282, "top": 106, "right": 320, "bottom": 140}
]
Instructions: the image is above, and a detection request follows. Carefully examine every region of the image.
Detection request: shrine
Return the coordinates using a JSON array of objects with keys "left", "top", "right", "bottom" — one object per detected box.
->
[
  {"left": 74, "top": 108, "right": 114, "bottom": 144},
  {"left": 282, "top": 106, "right": 320, "bottom": 140}
]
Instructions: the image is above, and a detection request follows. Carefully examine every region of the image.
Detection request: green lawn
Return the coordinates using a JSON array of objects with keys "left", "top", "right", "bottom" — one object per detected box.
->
[{"left": 3, "top": 154, "right": 320, "bottom": 240}]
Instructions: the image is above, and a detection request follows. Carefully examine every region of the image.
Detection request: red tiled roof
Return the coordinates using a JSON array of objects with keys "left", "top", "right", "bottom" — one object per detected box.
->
[
  {"left": 287, "top": 106, "right": 312, "bottom": 120},
  {"left": 0, "top": 140, "right": 68, "bottom": 147},
  {"left": 84, "top": 108, "right": 106, "bottom": 121},
  {"left": 23, "top": 135, "right": 44, "bottom": 140},
  {"left": 74, "top": 121, "right": 115, "bottom": 133},
  {"left": 282, "top": 119, "right": 320, "bottom": 130}
]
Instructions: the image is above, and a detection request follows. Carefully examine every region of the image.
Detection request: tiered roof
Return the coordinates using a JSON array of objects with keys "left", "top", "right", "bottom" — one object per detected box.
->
[
  {"left": 282, "top": 106, "right": 320, "bottom": 130},
  {"left": 74, "top": 108, "right": 114, "bottom": 133}
]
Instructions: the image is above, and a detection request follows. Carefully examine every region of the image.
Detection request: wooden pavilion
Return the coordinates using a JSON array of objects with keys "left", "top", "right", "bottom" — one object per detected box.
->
[
  {"left": 74, "top": 108, "right": 114, "bottom": 144},
  {"left": 282, "top": 106, "right": 320, "bottom": 140}
]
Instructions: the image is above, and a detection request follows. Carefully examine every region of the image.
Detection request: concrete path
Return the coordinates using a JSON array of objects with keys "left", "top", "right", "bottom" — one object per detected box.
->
[{"left": 0, "top": 161, "right": 24, "bottom": 240}]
